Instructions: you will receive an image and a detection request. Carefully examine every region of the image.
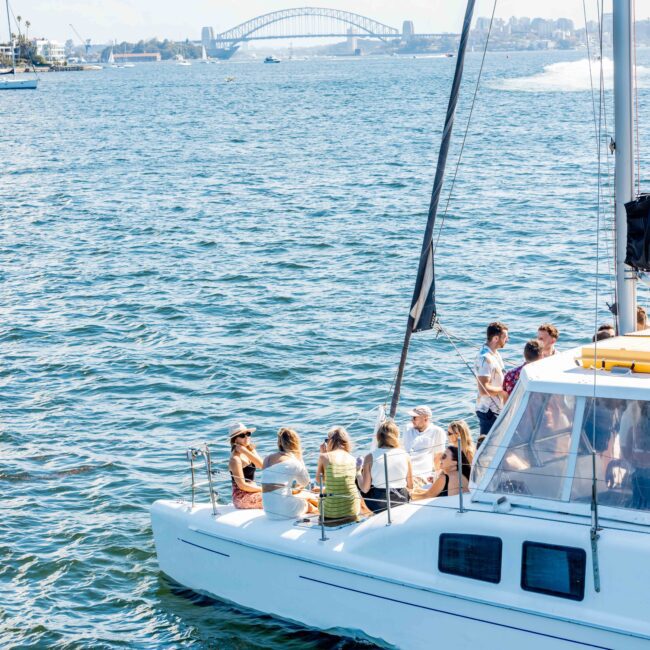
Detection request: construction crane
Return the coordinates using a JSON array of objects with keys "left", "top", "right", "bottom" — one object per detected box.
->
[{"left": 69, "top": 24, "right": 91, "bottom": 57}]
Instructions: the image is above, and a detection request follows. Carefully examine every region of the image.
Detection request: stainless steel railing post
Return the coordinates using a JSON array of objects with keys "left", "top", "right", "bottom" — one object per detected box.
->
[
  {"left": 383, "top": 452, "right": 392, "bottom": 525},
  {"left": 187, "top": 448, "right": 196, "bottom": 508},
  {"left": 318, "top": 475, "right": 328, "bottom": 541},
  {"left": 457, "top": 439, "right": 465, "bottom": 514},
  {"left": 203, "top": 444, "right": 218, "bottom": 516}
]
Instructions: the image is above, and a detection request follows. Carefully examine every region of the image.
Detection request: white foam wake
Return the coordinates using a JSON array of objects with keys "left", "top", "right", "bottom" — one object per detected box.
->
[{"left": 494, "top": 57, "right": 650, "bottom": 92}]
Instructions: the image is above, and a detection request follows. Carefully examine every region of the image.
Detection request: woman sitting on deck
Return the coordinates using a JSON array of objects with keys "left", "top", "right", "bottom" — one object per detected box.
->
[
  {"left": 359, "top": 420, "right": 413, "bottom": 513},
  {"left": 228, "top": 422, "right": 264, "bottom": 509},
  {"left": 446, "top": 420, "right": 476, "bottom": 464},
  {"left": 261, "top": 428, "right": 319, "bottom": 520},
  {"left": 316, "top": 427, "right": 363, "bottom": 522},
  {"left": 412, "top": 445, "right": 470, "bottom": 500}
]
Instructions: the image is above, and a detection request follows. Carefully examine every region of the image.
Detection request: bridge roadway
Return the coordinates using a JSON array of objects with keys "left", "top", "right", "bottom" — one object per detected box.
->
[{"left": 200, "top": 32, "right": 452, "bottom": 44}]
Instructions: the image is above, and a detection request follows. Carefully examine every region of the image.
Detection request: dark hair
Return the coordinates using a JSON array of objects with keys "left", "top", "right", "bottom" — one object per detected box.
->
[
  {"left": 445, "top": 445, "right": 471, "bottom": 481},
  {"left": 593, "top": 329, "right": 614, "bottom": 342},
  {"left": 476, "top": 434, "right": 487, "bottom": 450},
  {"left": 486, "top": 321, "right": 508, "bottom": 340},
  {"left": 598, "top": 322, "right": 615, "bottom": 332},
  {"left": 538, "top": 323, "right": 559, "bottom": 340},
  {"left": 523, "top": 339, "right": 543, "bottom": 363}
]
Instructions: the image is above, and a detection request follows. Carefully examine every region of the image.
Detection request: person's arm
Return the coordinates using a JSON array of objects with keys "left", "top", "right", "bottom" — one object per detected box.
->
[
  {"left": 406, "top": 457, "right": 413, "bottom": 490},
  {"left": 477, "top": 375, "right": 508, "bottom": 400},
  {"left": 411, "top": 474, "right": 446, "bottom": 500},
  {"left": 359, "top": 453, "right": 372, "bottom": 493},
  {"left": 229, "top": 456, "right": 261, "bottom": 493},
  {"left": 315, "top": 453, "right": 327, "bottom": 487},
  {"left": 238, "top": 443, "right": 263, "bottom": 468}
]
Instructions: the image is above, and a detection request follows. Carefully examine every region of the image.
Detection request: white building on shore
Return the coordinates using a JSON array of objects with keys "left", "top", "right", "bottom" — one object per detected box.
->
[{"left": 33, "top": 39, "right": 65, "bottom": 64}]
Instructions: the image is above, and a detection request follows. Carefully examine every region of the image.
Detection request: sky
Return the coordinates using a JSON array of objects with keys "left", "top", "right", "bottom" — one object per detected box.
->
[{"left": 10, "top": 0, "right": 650, "bottom": 44}]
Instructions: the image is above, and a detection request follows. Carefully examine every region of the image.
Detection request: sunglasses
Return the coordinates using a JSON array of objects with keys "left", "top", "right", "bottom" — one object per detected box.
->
[{"left": 237, "top": 432, "right": 252, "bottom": 438}]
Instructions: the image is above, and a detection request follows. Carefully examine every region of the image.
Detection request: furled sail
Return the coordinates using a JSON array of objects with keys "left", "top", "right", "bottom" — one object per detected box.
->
[{"left": 390, "top": 0, "right": 476, "bottom": 417}]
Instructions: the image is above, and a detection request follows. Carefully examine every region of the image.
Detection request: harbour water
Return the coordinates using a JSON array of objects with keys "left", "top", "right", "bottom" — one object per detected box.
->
[{"left": 2, "top": 51, "right": 650, "bottom": 648}]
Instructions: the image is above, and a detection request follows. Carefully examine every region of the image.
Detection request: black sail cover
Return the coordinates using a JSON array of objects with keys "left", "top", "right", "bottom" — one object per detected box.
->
[
  {"left": 408, "top": 0, "right": 476, "bottom": 333},
  {"left": 626, "top": 194, "right": 650, "bottom": 271}
]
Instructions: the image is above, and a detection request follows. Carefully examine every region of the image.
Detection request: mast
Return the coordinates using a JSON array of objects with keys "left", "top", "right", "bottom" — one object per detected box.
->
[
  {"left": 389, "top": 0, "right": 476, "bottom": 418},
  {"left": 5, "top": 0, "right": 15, "bottom": 74},
  {"left": 613, "top": 0, "right": 637, "bottom": 334}
]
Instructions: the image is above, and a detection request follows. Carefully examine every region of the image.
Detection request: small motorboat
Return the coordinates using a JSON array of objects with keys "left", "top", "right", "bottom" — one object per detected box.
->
[{"left": 264, "top": 55, "right": 281, "bottom": 64}]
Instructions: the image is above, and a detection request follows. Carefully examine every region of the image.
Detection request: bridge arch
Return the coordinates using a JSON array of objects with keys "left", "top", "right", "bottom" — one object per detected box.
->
[{"left": 215, "top": 7, "right": 400, "bottom": 45}]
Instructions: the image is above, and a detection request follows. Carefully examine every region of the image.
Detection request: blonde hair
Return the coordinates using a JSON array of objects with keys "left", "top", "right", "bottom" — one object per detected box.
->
[
  {"left": 376, "top": 420, "right": 400, "bottom": 449},
  {"left": 447, "top": 420, "right": 475, "bottom": 463},
  {"left": 277, "top": 427, "right": 302, "bottom": 459},
  {"left": 326, "top": 426, "right": 353, "bottom": 452}
]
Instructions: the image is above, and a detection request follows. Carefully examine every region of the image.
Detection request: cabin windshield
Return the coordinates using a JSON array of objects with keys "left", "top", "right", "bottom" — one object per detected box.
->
[
  {"left": 485, "top": 392, "right": 576, "bottom": 500},
  {"left": 474, "top": 391, "right": 650, "bottom": 512},
  {"left": 571, "top": 397, "right": 650, "bottom": 510}
]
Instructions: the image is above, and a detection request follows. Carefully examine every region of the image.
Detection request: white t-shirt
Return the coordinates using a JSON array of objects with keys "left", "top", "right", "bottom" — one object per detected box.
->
[
  {"left": 370, "top": 447, "right": 409, "bottom": 489},
  {"left": 474, "top": 343, "right": 505, "bottom": 414},
  {"left": 402, "top": 422, "right": 446, "bottom": 478}
]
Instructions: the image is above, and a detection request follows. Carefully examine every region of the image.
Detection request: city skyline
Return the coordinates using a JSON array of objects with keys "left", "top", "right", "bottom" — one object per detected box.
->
[{"left": 13, "top": 0, "right": 650, "bottom": 44}]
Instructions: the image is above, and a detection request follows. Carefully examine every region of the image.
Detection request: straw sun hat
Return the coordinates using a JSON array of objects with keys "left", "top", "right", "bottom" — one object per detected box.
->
[{"left": 228, "top": 422, "right": 256, "bottom": 441}]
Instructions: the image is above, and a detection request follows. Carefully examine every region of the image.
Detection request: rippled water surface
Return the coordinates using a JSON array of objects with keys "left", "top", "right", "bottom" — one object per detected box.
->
[{"left": 3, "top": 51, "right": 650, "bottom": 648}]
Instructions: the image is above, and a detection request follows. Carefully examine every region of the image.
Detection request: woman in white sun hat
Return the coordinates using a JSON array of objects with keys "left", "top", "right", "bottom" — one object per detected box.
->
[{"left": 228, "top": 422, "right": 264, "bottom": 509}]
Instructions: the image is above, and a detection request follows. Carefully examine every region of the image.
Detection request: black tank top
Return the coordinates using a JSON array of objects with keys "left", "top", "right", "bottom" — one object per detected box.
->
[
  {"left": 439, "top": 474, "right": 450, "bottom": 497},
  {"left": 232, "top": 461, "right": 256, "bottom": 485}
]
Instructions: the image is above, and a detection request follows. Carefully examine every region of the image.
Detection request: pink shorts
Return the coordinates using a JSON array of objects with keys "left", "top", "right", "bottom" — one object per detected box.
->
[{"left": 232, "top": 486, "right": 263, "bottom": 509}]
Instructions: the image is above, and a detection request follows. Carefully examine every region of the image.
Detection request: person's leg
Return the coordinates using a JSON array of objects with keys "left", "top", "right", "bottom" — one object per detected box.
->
[{"left": 476, "top": 409, "right": 498, "bottom": 436}]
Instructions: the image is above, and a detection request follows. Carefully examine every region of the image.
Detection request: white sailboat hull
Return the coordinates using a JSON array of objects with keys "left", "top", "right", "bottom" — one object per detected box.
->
[
  {"left": 0, "top": 77, "right": 37, "bottom": 89},
  {"left": 152, "top": 499, "right": 648, "bottom": 649}
]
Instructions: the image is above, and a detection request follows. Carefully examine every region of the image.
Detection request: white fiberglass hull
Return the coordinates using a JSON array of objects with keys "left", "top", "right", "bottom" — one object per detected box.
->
[
  {"left": 0, "top": 77, "right": 38, "bottom": 89},
  {"left": 151, "top": 499, "right": 648, "bottom": 649}
]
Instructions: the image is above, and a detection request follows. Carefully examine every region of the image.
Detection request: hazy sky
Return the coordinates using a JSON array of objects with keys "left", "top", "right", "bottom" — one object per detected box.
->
[{"left": 11, "top": 0, "right": 650, "bottom": 44}]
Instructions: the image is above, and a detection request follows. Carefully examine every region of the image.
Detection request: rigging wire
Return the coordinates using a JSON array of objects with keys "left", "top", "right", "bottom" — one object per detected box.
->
[
  {"left": 432, "top": 0, "right": 497, "bottom": 256},
  {"left": 634, "top": 0, "right": 641, "bottom": 198}
]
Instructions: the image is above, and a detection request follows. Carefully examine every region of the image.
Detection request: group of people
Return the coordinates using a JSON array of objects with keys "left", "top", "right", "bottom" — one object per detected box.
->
[
  {"left": 473, "top": 321, "right": 559, "bottom": 437},
  {"left": 472, "top": 308, "right": 648, "bottom": 438},
  {"left": 227, "top": 407, "right": 474, "bottom": 523},
  {"left": 227, "top": 309, "right": 650, "bottom": 521}
]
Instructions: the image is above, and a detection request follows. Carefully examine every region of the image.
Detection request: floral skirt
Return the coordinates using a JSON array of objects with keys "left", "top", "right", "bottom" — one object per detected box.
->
[{"left": 232, "top": 486, "right": 263, "bottom": 509}]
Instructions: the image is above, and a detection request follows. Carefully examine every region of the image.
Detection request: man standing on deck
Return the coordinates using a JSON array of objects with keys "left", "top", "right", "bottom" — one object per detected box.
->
[
  {"left": 537, "top": 323, "right": 559, "bottom": 358},
  {"left": 474, "top": 322, "right": 509, "bottom": 436},
  {"left": 402, "top": 405, "right": 446, "bottom": 487}
]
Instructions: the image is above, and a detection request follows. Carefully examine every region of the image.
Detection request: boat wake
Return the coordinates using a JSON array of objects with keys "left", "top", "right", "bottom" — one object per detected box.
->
[{"left": 493, "top": 57, "right": 650, "bottom": 92}]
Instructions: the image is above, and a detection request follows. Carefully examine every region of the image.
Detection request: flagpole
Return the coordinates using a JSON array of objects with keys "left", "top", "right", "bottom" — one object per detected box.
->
[{"left": 390, "top": 0, "right": 476, "bottom": 418}]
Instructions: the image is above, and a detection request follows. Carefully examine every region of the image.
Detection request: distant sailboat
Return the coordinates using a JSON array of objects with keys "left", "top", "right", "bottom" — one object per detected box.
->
[
  {"left": 200, "top": 45, "right": 211, "bottom": 64},
  {"left": 122, "top": 43, "right": 135, "bottom": 67},
  {"left": 1, "top": 0, "right": 37, "bottom": 89},
  {"left": 107, "top": 47, "right": 117, "bottom": 67}
]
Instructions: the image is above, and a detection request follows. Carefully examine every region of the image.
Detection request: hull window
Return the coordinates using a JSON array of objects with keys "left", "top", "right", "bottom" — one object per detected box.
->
[
  {"left": 521, "top": 542, "right": 586, "bottom": 601},
  {"left": 438, "top": 533, "right": 502, "bottom": 583}
]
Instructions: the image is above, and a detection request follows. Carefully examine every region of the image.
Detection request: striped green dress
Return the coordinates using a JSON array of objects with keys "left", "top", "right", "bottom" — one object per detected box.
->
[{"left": 323, "top": 452, "right": 360, "bottom": 521}]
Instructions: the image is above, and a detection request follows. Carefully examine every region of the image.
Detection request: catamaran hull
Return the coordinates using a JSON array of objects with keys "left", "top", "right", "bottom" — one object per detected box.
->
[
  {"left": 151, "top": 500, "right": 646, "bottom": 649},
  {"left": 0, "top": 78, "right": 38, "bottom": 89}
]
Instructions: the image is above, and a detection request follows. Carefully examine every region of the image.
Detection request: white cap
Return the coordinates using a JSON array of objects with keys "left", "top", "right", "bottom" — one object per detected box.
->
[{"left": 407, "top": 405, "right": 432, "bottom": 418}]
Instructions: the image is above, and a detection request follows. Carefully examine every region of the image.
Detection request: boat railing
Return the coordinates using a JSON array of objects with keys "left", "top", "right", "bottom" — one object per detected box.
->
[{"left": 186, "top": 444, "right": 219, "bottom": 515}]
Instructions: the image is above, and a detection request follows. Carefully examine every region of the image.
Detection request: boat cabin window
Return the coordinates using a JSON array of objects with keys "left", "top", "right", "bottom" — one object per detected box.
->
[
  {"left": 571, "top": 398, "right": 650, "bottom": 511},
  {"left": 486, "top": 393, "right": 576, "bottom": 499},
  {"left": 438, "top": 534, "right": 502, "bottom": 583},
  {"left": 521, "top": 542, "right": 586, "bottom": 601},
  {"left": 471, "top": 384, "right": 526, "bottom": 487}
]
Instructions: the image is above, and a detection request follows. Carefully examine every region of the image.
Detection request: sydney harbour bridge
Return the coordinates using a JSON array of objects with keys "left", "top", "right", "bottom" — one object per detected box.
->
[{"left": 198, "top": 7, "right": 454, "bottom": 59}]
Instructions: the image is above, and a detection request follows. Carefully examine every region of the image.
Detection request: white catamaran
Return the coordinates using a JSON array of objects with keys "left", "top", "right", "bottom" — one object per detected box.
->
[
  {"left": 1, "top": 0, "right": 37, "bottom": 89},
  {"left": 151, "top": 1, "right": 650, "bottom": 647}
]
